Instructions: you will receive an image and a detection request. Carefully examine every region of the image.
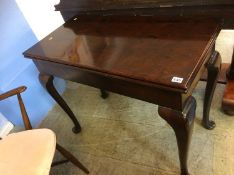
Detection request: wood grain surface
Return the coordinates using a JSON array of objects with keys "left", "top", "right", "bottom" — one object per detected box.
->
[{"left": 24, "top": 16, "right": 219, "bottom": 92}]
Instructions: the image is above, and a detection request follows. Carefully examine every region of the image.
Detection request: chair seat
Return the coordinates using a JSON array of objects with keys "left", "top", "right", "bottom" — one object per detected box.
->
[{"left": 0, "top": 129, "right": 56, "bottom": 175}]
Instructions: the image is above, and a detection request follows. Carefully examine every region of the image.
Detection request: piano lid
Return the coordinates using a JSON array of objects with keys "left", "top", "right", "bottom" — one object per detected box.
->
[{"left": 55, "top": 0, "right": 234, "bottom": 12}]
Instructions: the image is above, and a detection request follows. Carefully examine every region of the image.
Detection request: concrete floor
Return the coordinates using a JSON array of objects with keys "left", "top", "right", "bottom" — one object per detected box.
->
[{"left": 39, "top": 81, "right": 233, "bottom": 175}]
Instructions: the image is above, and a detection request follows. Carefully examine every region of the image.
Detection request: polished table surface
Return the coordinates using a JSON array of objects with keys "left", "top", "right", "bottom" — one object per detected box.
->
[
  {"left": 24, "top": 16, "right": 219, "bottom": 93},
  {"left": 23, "top": 16, "right": 221, "bottom": 175}
]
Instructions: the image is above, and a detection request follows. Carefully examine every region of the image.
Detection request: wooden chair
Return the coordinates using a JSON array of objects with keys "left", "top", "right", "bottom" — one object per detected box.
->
[{"left": 0, "top": 86, "right": 89, "bottom": 175}]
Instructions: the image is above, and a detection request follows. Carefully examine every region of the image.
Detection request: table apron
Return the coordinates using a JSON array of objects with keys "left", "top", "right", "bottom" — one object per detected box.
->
[{"left": 33, "top": 59, "right": 187, "bottom": 111}]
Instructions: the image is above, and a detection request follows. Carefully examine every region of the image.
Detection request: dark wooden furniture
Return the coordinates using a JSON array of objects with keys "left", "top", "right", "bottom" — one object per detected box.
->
[
  {"left": 24, "top": 15, "right": 222, "bottom": 174},
  {"left": 0, "top": 86, "right": 89, "bottom": 174},
  {"left": 222, "top": 48, "right": 234, "bottom": 115},
  {"left": 54, "top": 0, "right": 234, "bottom": 21},
  {"left": 23, "top": 1, "right": 234, "bottom": 174},
  {"left": 55, "top": 0, "right": 234, "bottom": 115}
]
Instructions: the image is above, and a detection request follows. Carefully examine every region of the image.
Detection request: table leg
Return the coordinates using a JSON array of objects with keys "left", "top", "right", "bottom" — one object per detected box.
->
[
  {"left": 203, "top": 51, "right": 221, "bottom": 129},
  {"left": 100, "top": 89, "right": 109, "bottom": 99},
  {"left": 39, "top": 73, "right": 81, "bottom": 133},
  {"left": 158, "top": 96, "right": 196, "bottom": 175}
]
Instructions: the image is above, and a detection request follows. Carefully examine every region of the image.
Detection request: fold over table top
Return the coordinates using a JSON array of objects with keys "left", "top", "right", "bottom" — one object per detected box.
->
[{"left": 24, "top": 16, "right": 220, "bottom": 92}]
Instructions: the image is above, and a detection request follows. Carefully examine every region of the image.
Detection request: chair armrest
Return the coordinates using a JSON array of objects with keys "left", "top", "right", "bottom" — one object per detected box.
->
[
  {"left": 0, "top": 86, "right": 32, "bottom": 130},
  {"left": 0, "top": 86, "right": 27, "bottom": 101}
]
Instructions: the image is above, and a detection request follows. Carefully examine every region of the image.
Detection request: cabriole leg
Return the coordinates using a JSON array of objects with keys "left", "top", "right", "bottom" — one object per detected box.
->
[
  {"left": 203, "top": 51, "right": 221, "bottom": 129},
  {"left": 39, "top": 73, "right": 81, "bottom": 133},
  {"left": 158, "top": 96, "right": 196, "bottom": 175},
  {"left": 100, "top": 89, "right": 109, "bottom": 99}
]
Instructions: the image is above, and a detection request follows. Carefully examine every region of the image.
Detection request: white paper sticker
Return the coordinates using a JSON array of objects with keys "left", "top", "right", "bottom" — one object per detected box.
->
[{"left": 171, "top": 77, "right": 183, "bottom": 84}]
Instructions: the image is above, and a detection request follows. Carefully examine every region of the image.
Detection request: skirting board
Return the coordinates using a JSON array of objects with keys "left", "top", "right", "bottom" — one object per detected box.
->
[{"left": 0, "top": 112, "right": 14, "bottom": 138}]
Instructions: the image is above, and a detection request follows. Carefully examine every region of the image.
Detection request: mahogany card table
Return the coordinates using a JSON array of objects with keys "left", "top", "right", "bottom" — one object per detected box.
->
[{"left": 24, "top": 16, "right": 221, "bottom": 175}]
